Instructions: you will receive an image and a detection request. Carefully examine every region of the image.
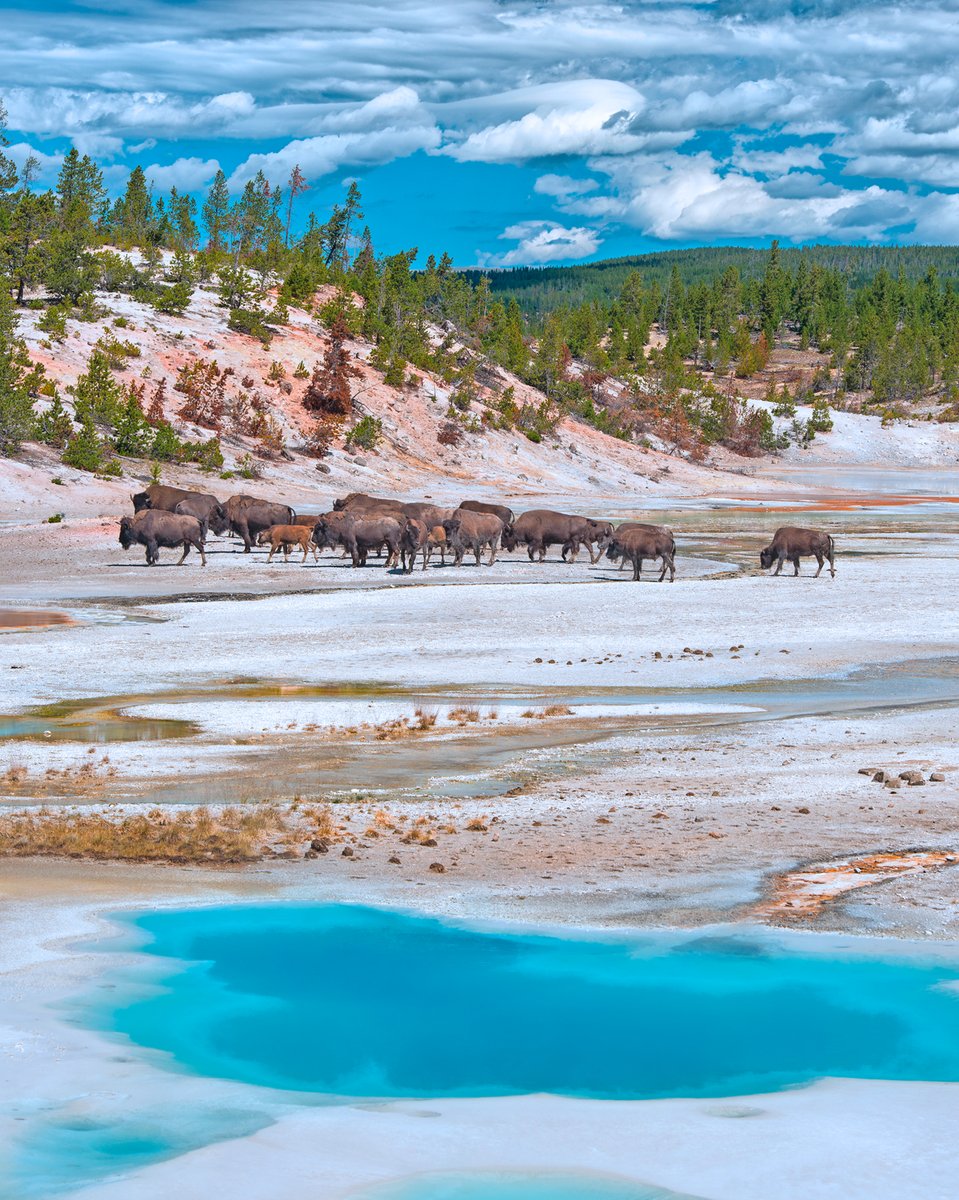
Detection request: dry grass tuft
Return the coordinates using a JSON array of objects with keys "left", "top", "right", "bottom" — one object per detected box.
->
[
  {"left": 0, "top": 804, "right": 292, "bottom": 863},
  {"left": 522, "top": 705, "right": 574, "bottom": 719},
  {"left": 465, "top": 817, "right": 489, "bottom": 833},
  {"left": 413, "top": 707, "right": 438, "bottom": 730},
  {"left": 449, "top": 706, "right": 481, "bottom": 725}
]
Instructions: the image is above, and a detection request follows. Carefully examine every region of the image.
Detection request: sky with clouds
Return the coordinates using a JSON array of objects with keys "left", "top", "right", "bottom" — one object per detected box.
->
[{"left": 3, "top": 0, "right": 959, "bottom": 266}]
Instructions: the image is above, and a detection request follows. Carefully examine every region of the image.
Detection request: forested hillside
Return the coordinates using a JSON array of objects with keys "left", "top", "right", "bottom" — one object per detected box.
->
[{"left": 2, "top": 100, "right": 958, "bottom": 483}]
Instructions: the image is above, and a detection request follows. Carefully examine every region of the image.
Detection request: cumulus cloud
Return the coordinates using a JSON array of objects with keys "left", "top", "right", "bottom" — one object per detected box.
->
[
  {"left": 478, "top": 221, "right": 603, "bottom": 267},
  {"left": 145, "top": 157, "right": 221, "bottom": 192},
  {"left": 227, "top": 87, "right": 440, "bottom": 188},
  {"left": 534, "top": 174, "right": 600, "bottom": 198},
  {"left": 3, "top": 0, "right": 959, "bottom": 245}
]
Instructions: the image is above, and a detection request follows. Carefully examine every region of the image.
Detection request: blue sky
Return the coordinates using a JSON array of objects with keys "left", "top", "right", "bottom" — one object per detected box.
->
[{"left": 3, "top": 0, "right": 959, "bottom": 266}]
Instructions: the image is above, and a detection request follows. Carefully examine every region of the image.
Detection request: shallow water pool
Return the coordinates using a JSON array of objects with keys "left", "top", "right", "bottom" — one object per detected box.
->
[
  {"left": 359, "top": 1170, "right": 702, "bottom": 1200},
  {"left": 93, "top": 905, "right": 959, "bottom": 1101}
]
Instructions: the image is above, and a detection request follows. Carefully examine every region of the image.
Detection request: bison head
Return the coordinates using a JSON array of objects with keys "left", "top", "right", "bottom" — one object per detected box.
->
[
  {"left": 256, "top": 528, "right": 273, "bottom": 546},
  {"left": 759, "top": 547, "right": 775, "bottom": 569},
  {"left": 207, "top": 506, "right": 229, "bottom": 536},
  {"left": 501, "top": 526, "right": 518, "bottom": 552},
  {"left": 118, "top": 517, "right": 135, "bottom": 550},
  {"left": 605, "top": 542, "right": 622, "bottom": 563},
  {"left": 131, "top": 491, "right": 151, "bottom": 512}
]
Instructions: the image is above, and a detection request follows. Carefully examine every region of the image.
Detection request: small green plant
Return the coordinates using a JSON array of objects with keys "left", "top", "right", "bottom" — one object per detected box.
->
[
  {"left": 235, "top": 452, "right": 260, "bottom": 480},
  {"left": 46, "top": 513, "right": 63, "bottom": 524},
  {"left": 149, "top": 460, "right": 162, "bottom": 485},
  {"left": 37, "top": 306, "right": 69, "bottom": 343},
  {"left": 51, "top": 476, "right": 64, "bottom": 486},
  {"left": 294, "top": 360, "right": 310, "bottom": 379},
  {"left": 228, "top": 307, "right": 272, "bottom": 347},
  {"left": 267, "top": 360, "right": 286, "bottom": 382},
  {"left": 345, "top": 415, "right": 383, "bottom": 452}
]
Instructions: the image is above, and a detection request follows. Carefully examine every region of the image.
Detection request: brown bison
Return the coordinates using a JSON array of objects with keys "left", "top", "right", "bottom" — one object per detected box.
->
[
  {"left": 605, "top": 524, "right": 676, "bottom": 582},
  {"left": 333, "top": 492, "right": 396, "bottom": 512},
  {"left": 760, "top": 527, "right": 836, "bottom": 577},
  {"left": 443, "top": 510, "right": 504, "bottom": 566},
  {"left": 256, "top": 525, "right": 319, "bottom": 563},
  {"left": 119, "top": 510, "right": 206, "bottom": 566},
  {"left": 425, "top": 525, "right": 447, "bottom": 569},
  {"left": 399, "top": 518, "right": 429, "bottom": 573},
  {"left": 173, "top": 496, "right": 229, "bottom": 537},
  {"left": 314, "top": 513, "right": 405, "bottom": 568},
  {"left": 458, "top": 499, "right": 515, "bottom": 528},
  {"left": 229, "top": 500, "right": 296, "bottom": 551},
  {"left": 504, "top": 510, "right": 611, "bottom": 563}
]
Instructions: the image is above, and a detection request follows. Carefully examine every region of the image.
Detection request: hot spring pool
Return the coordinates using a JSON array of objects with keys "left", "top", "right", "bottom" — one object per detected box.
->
[
  {"left": 95, "top": 904, "right": 959, "bottom": 1100},
  {"left": 359, "top": 1170, "right": 701, "bottom": 1200}
]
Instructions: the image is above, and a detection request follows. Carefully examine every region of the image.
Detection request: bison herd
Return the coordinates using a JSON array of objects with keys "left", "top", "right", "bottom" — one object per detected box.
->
[{"left": 118, "top": 484, "right": 836, "bottom": 581}]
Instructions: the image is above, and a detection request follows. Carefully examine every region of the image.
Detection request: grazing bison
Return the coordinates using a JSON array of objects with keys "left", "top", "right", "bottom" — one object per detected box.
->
[
  {"left": 605, "top": 524, "right": 676, "bottom": 582},
  {"left": 333, "top": 492, "right": 396, "bottom": 512},
  {"left": 256, "top": 524, "right": 318, "bottom": 563},
  {"left": 229, "top": 500, "right": 296, "bottom": 551},
  {"left": 504, "top": 510, "right": 611, "bottom": 564},
  {"left": 443, "top": 511, "right": 504, "bottom": 566},
  {"left": 173, "top": 496, "right": 229, "bottom": 537},
  {"left": 314, "top": 513, "right": 405, "bottom": 568},
  {"left": 399, "top": 518, "right": 429, "bottom": 573},
  {"left": 458, "top": 499, "right": 515, "bottom": 528},
  {"left": 118, "top": 510, "right": 206, "bottom": 566},
  {"left": 760, "top": 526, "right": 836, "bottom": 577}
]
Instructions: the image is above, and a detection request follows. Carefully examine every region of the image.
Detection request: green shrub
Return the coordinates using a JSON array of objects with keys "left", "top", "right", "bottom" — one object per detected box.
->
[
  {"left": 35, "top": 394, "right": 74, "bottom": 449},
  {"left": 228, "top": 307, "right": 272, "bottom": 347},
  {"left": 62, "top": 414, "right": 116, "bottom": 473},
  {"left": 345, "top": 415, "right": 383, "bottom": 451},
  {"left": 37, "top": 306, "right": 69, "bottom": 343}
]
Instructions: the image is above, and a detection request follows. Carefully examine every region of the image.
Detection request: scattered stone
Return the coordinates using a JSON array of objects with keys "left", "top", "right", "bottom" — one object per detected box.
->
[
  {"left": 428, "top": 862, "right": 446, "bottom": 873},
  {"left": 884, "top": 778, "right": 900, "bottom": 789},
  {"left": 872, "top": 770, "right": 887, "bottom": 783},
  {"left": 795, "top": 806, "right": 810, "bottom": 814},
  {"left": 858, "top": 767, "right": 882, "bottom": 776},
  {"left": 930, "top": 772, "right": 946, "bottom": 782},
  {"left": 388, "top": 855, "right": 401, "bottom": 864},
  {"left": 899, "top": 770, "right": 925, "bottom": 786},
  {"left": 310, "top": 838, "right": 330, "bottom": 853},
  {"left": 421, "top": 837, "right": 438, "bottom": 847},
  {"left": 341, "top": 845, "right": 354, "bottom": 857}
]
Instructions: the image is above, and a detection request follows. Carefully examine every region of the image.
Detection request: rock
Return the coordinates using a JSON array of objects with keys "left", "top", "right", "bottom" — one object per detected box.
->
[
  {"left": 310, "top": 838, "right": 330, "bottom": 853},
  {"left": 341, "top": 845, "right": 354, "bottom": 857},
  {"left": 388, "top": 855, "right": 401, "bottom": 864},
  {"left": 794, "top": 806, "right": 810, "bottom": 814},
  {"left": 930, "top": 772, "right": 946, "bottom": 782},
  {"left": 421, "top": 837, "right": 438, "bottom": 847},
  {"left": 884, "top": 778, "right": 900, "bottom": 789},
  {"left": 304, "top": 849, "right": 319, "bottom": 860},
  {"left": 858, "top": 767, "right": 882, "bottom": 776},
  {"left": 898, "top": 770, "right": 924, "bottom": 783},
  {"left": 315, "top": 463, "right": 331, "bottom": 474},
  {"left": 428, "top": 862, "right": 446, "bottom": 873},
  {"left": 872, "top": 770, "right": 887, "bottom": 783}
]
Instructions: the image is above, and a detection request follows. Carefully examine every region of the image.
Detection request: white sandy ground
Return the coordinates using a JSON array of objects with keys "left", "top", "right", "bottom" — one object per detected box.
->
[
  {"left": 3, "top": 868, "right": 959, "bottom": 1200},
  {"left": 1, "top": 468, "right": 958, "bottom": 1200}
]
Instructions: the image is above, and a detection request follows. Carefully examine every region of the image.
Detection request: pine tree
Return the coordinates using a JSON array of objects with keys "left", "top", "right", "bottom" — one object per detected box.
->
[
  {"left": 302, "top": 315, "right": 359, "bottom": 415},
  {"left": 0, "top": 293, "right": 45, "bottom": 454},
  {"left": 284, "top": 164, "right": 309, "bottom": 247},
  {"left": 202, "top": 169, "right": 231, "bottom": 252}
]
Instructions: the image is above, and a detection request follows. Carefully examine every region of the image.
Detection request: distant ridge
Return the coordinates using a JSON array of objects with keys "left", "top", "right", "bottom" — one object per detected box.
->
[{"left": 463, "top": 244, "right": 959, "bottom": 315}]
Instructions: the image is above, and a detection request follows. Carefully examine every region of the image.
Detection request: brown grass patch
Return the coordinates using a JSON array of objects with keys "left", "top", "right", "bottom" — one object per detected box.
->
[
  {"left": 0, "top": 804, "right": 298, "bottom": 863},
  {"left": 449, "top": 706, "right": 481, "bottom": 724}
]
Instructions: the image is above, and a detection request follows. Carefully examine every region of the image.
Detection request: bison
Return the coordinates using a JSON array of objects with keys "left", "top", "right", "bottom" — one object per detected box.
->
[
  {"left": 605, "top": 524, "right": 676, "bottom": 582},
  {"left": 314, "top": 513, "right": 405, "bottom": 568},
  {"left": 760, "top": 527, "right": 836, "bottom": 577},
  {"left": 256, "top": 524, "right": 319, "bottom": 564},
  {"left": 504, "top": 510, "right": 611, "bottom": 563},
  {"left": 118, "top": 510, "right": 206, "bottom": 566},
  {"left": 173, "top": 495, "right": 229, "bottom": 537},
  {"left": 229, "top": 500, "right": 296, "bottom": 552},
  {"left": 424, "top": 524, "right": 447, "bottom": 569},
  {"left": 457, "top": 499, "right": 515, "bottom": 529},
  {"left": 443, "top": 510, "right": 504, "bottom": 566},
  {"left": 399, "top": 518, "right": 429, "bottom": 574}
]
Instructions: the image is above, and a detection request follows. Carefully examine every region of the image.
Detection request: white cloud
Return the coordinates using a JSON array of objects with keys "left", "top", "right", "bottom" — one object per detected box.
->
[
  {"left": 478, "top": 221, "right": 602, "bottom": 267},
  {"left": 145, "top": 157, "right": 221, "bottom": 192},
  {"left": 534, "top": 174, "right": 599, "bottom": 198}
]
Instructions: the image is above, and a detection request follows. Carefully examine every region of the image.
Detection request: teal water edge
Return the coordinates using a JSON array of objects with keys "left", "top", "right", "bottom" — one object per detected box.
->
[
  {"left": 358, "top": 1169, "right": 704, "bottom": 1200},
  {"left": 102, "top": 904, "right": 959, "bottom": 1100}
]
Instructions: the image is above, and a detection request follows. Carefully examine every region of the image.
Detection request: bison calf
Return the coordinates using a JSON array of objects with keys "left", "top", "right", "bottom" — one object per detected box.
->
[
  {"left": 760, "top": 526, "right": 836, "bottom": 577},
  {"left": 256, "top": 524, "right": 318, "bottom": 563},
  {"left": 119, "top": 510, "right": 206, "bottom": 566}
]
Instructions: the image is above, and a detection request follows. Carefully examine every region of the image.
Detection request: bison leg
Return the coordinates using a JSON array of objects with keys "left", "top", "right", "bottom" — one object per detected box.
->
[
  {"left": 632, "top": 555, "right": 641, "bottom": 581},
  {"left": 176, "top": 541, "right": 190, "bottom": 565},
  {"left": 813, "top": 552, "right": 824, "bottom": 577},
  {"left": 773, "top": 554, "right": 784, "bottom": 576},
  {"left": 665, "top": 552, "right": 676, "bottom": 582},
  {"left": 566, "top": 540, "right": 578, "bottom": 563},
  {"left": 488, "top": 536, "right": 499, "bottom": 566},
  {"left": 146, "top": 539, "right": 160, "bottom": 566},
  {"left": 587, "top": 541, "right": 600, "bottom": 565},
  {"left": 792, "top": 556, "right": 801, "bottom": 576},
  {"left": 267, "top": 544, "right": 277, "bottom": 563}
]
